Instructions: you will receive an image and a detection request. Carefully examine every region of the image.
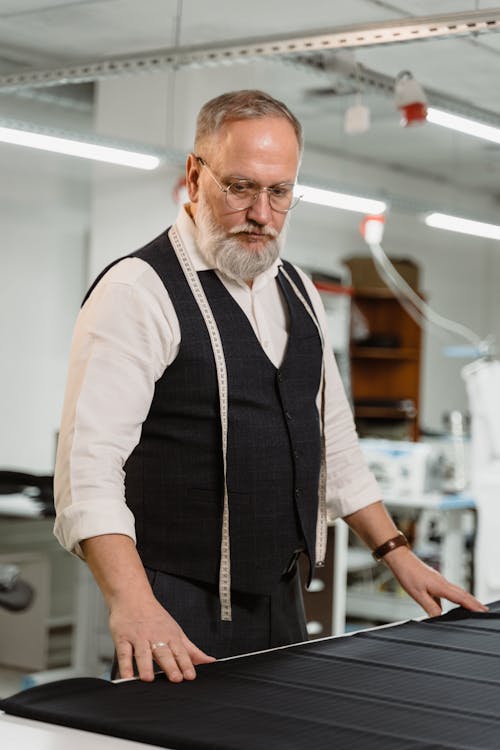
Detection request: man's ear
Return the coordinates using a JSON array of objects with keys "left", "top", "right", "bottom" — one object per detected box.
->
[{"left": 185, "top": 153, "right": 201, "bottom": 202}]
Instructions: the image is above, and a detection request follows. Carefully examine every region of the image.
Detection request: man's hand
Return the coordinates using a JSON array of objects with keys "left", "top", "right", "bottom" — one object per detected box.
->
[
  {"left": 344, "top": 501, "right": 488, "bottom": 617},
  {"left": 383, "top": 546, "right": 488, "bottom": 617},
  {"left": 80, "top": 534, "right": 215, "bottom": 683},
  {"left": 110, "top": 596, "right": 215, "bottom": 682}
]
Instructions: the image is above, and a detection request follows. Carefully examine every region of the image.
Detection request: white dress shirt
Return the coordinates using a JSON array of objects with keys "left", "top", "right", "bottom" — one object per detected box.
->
[{"left": 54, "top": 206, "right": 381, "bottom": 557}]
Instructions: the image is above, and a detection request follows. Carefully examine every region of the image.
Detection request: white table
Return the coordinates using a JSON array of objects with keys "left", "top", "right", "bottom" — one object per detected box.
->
[{"left": 0, "top": 712, "right": 165, "bottom": 749}]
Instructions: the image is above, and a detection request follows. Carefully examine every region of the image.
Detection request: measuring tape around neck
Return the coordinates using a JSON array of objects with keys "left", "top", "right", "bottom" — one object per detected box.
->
[
  {"left": 169, "top": 226, "right": 232, "bottom": 621},
  {"left": 279, "top": 266, "right": 328, "bottom": 567},
  {"left": 169, "top": 227, "right": 328, "bottom": 620}
]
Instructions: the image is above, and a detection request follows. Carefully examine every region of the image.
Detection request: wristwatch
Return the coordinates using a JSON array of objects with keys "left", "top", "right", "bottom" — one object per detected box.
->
[{"left": 372, "top": 531, "right": 410, "bottom": 562}]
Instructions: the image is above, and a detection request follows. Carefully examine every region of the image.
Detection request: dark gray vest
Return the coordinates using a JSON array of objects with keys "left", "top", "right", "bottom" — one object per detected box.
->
[{"left": 84, "top": 229, "right": 323, "bottom": 594}]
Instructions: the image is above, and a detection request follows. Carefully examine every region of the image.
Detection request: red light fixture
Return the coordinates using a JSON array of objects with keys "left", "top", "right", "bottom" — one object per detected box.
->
[
  {"left": 394, "top": 71, "right": 428, "bottom": 127},
  {"left": 360, "top": 214, "right": 386, "bottom": 244}
]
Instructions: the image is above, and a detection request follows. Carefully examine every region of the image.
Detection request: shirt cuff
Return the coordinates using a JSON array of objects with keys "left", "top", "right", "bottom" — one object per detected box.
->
[
  {"left": 53, "top": 499, "right": 137, "bottom": 559},
  {"left": 327, "top": 474, "right": 382, "bottom": 520}
]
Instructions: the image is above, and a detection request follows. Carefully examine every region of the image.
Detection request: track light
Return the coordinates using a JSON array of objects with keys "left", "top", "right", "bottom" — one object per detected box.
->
[
  {"left": 296, "top": 184, "right": 386, "bottom": 215},
  {"left": 343, "top": 55, "right": 370, "bottom": 135},
  {"left": 426, "top": 108, "right": 500, "bottom": 145},
  {"left": 0, "top": 124, "right": 160, "bottom": 170},
  {"left": 394, "top": 71, "right": 428, "bottom": 127},
  {"left": 424, "top": 212, "right": 500, "bottom": 241},
  {"left": 344, "top": 101, "right": 371, "bottom": 135}
]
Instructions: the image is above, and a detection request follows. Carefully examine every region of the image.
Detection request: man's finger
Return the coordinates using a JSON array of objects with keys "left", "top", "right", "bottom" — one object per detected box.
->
[
  {"left": 152, "top": 643, "right": 184, "bottom": 682},
  {"left": 442, "top": 585, "right": 488, "bottom": 612},
  {"left": 134, "top": 640, "right": 155, "bottom": 682},
  {"left": 414, "top": 591, "right": 442, "bottom": 617},
  {"left": 115, "top": 640, "right": 135, "bottom": 680},
  {"left": 168, "top": 644, "right": 197, "bottom": 680},
  {"left": 426, "top": 576, "right": 488, "bottom": 612},
  {"left": 184, "top": 638, "right": 216, "bottom": 665}
]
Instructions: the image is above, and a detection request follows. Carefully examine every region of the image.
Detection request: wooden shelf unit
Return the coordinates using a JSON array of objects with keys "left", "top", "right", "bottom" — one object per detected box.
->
[
  {"left": 350, "top": 286, "right": 422, "bottom": 441},
  {"left": 351, "top": 346, "right": 419, "bottom": 361}
]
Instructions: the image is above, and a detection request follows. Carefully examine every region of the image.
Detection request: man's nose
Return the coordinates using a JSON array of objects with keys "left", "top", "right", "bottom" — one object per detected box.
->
[{"left": 246, "top": 190, "right": 273, "bottom": 225}]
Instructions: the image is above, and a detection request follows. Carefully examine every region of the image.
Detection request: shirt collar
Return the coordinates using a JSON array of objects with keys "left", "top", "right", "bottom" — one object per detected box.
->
[{"left": 173, "top": 204, "right": 283, "bottom": 290}]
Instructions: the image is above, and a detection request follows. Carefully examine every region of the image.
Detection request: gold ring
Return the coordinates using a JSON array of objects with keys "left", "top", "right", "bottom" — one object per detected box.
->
[{"left": 150, "top": 641, "right": 168, "bottom": 651}]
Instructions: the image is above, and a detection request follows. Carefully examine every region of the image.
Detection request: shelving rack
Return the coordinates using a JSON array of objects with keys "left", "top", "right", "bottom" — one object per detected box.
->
[{"left": 350, "top": 286, "right": 422, "bottom": 441}]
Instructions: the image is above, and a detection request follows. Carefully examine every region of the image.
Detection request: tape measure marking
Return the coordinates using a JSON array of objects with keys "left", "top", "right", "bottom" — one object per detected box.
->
[
  {"left": 168, "top": 227, "right": 328, "bottom": 617},
  {"left": 280, "top": 267, "right": 328, "bottom": 566},
  {"left": 169, "top": 226, "right": 232, "bottom": 620}
]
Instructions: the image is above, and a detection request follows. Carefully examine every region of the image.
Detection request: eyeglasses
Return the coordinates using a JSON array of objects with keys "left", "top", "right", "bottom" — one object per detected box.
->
[{"left": 196, "top": 156, "right": 302, "bottom": 213}]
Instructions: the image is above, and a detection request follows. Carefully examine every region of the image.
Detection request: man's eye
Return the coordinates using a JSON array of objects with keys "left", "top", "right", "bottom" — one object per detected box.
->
[
  {"left": 271, "top": 187, "right": 291, "bottom": 198},
  {"left": 230, "top": 182, "right": 255, "bottom": 194}
]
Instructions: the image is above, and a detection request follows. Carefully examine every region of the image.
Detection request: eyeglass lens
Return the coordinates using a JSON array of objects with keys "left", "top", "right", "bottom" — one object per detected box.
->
[{"left": 226, "top": 182, "right": 298, "bottom": 212}]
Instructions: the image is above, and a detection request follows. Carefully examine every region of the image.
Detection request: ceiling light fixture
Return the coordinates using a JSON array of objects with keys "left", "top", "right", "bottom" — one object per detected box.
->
[
  {"left": 0, "top": 124, "right": 160, "bottom": 170},
  {"left": 424, "top": 212, "right": 500, "bottom": 241},
  {"left": 296, "top": 184, "right": 386, "bottom": 215},
  {"left": 342, "top": 54, "right": 371, "bottom": 135},
  {"left": 360, "top": 214, "right": 386, "bottom": 244},
  {"left": 344, "top": 98, "right": 371, "bottom": 135},
  {"left": 394, "top": 71, "right": 428, "bottom": 127},
  {"left": 426, "top": 107, "right": 500, "bottom": 145}
]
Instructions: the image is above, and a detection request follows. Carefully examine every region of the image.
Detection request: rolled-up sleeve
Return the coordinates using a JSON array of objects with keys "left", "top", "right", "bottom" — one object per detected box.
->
[
  {"left": 54, "top": 259, "right": 175, "bottom": 557},
  {"left": 322, "top": 344, "right": 382, "bottom": 518}
]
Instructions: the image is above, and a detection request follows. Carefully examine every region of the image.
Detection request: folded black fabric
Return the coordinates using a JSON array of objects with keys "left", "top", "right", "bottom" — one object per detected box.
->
[{"left": 3, "top": 602, "right": 500, "bottom": 749}]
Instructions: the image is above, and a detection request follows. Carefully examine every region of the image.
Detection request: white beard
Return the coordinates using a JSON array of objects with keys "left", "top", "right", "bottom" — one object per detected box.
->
[{"left": 194, "top": 194, "right": 288, "bottom": 283}]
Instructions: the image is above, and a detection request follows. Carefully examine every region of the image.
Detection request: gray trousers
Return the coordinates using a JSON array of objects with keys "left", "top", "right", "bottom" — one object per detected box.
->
[
  {"left": 147, "top": 565, "right": 308, "bottom": 659},
  {"left": 111, "top": 565, "right": 307, "bottom": 678}
]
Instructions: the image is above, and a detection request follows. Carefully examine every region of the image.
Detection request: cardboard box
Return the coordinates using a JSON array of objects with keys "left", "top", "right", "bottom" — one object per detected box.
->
[{"left": 343, "top": 255, "right": 420, "bottom": 291}]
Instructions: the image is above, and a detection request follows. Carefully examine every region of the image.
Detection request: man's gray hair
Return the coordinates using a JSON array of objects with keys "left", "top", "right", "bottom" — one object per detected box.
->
[{"left": 195, "top": 89, "right": 303, "bottom": 154}]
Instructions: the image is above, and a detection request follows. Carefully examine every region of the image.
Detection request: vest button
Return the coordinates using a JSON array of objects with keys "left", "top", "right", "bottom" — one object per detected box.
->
[
  {"left": 285, "top": 411, "right": 293, "bottom": 420},
  {"left": 277, "top": 371, "right": 284, "bottom": 382},
  {"left": 295, "top": 488, "right": 302, "bottom": 497}
]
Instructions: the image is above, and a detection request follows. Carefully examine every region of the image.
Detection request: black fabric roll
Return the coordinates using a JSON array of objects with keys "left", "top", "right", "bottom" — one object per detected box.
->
[{"left": 3, "top": 601, "right": 500, "bottom": 749}]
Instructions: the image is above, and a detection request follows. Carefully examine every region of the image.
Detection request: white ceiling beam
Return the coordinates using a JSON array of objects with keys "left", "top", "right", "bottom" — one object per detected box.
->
[{"left": 0, "top": 7, "right": 499, "bottom": 91}]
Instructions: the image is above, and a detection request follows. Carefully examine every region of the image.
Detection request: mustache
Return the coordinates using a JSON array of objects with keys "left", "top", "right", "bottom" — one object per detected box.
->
[{"left": 229, "top": 223, "right": 279, "bottom": 238}]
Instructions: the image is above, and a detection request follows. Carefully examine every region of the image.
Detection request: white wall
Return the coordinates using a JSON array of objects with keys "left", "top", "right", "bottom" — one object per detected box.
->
[
  {"left": 90, "top": 68, "right": 500, "bottom": 435},
  {"left": 88, "top": 66, "right": 264, "bottom": 274},
  {"left": 287, "top": 206, "right": 498, "bottom": 432},
  {"left": 0, "top": 144, "right": 90, "bottom": 472},
  {"left": 2, "top": 66, "right": 499, "bottom": 474},
  {"left": 287, "top": 148, "right": 499, "bottom": 432}
]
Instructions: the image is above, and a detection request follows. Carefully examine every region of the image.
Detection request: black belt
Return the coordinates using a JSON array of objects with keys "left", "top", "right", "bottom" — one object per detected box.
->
[{"left": 282, "top": 548, "right": 304, "bottom": 576}]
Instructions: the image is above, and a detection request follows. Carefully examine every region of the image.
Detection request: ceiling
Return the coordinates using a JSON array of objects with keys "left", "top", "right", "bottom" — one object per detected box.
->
[{"left": 1, "top": 0, "right": 500, "bottom": 211}]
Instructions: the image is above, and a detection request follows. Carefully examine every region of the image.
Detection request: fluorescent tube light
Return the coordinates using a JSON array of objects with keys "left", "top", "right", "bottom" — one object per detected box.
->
[
  {"left": 424, "top": 212, "right": 500, "bottom": 241},
  {"left": 427, "top": 107, "right": 500, "bottom": 145},
  {"left": 296, "top": 184, "right": 386, "bottom": 215},
  {"left": 0, "top": 125, "right": 160, "bottom": 170}
]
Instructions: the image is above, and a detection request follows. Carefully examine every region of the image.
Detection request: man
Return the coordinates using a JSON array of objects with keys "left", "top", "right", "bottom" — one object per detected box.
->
[{"left": 54, "top": 89, "right": 486, "bottom": 685}]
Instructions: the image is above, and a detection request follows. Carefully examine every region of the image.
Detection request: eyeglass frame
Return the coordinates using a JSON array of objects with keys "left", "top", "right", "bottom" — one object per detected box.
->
[{"left": 195, "top": 155, "right": 302, "bottom": 214}]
